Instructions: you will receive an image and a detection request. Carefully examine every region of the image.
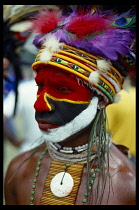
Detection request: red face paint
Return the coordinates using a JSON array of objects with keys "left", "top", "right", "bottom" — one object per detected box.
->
[
  {"left": 34, "top": 66, "right": 91, "bottom": 131},
  {"left": 34, "top": 66, "right": 90, "bottom": 111}
]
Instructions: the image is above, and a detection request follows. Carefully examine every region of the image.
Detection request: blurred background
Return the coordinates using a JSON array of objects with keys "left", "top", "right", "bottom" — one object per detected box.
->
[
  {"left": 3, "top": 4, "right": 136, "bottom": 205},
  {"left": 3, "top": 5, "right": 60, "bottom": 204}
]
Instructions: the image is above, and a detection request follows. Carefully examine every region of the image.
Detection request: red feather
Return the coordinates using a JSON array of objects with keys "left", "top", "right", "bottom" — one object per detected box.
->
[
  {"left": 29, "top": 9, "right": 61, "bottom": 34},
  {"left": 67, "top": 14, "right": 111, "bottom": 37}
]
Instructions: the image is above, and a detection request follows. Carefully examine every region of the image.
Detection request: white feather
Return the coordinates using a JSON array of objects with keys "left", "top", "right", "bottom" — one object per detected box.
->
[
  {"left": 122, "top": 76, "right": 131, "bottom": 92},
  {"left": 96, "top": 59, "right": 111, "bottom": 72},
  {"left": 40, "top": 50, "right": 52, "bottom": 62},
  {"left": 88, "top": 71, "right": 100, "bottom": 85},
  {"left": 43, "top": 34, "right": 61, "bottom": 53},
  {"left": 114, "top": 93, "right": 121, "bottom": 103}
]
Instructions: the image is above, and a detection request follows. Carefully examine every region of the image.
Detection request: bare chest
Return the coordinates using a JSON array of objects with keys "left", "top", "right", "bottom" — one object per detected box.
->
[{"left": 15, "top": 155, "right": 131, "bottom": 205}]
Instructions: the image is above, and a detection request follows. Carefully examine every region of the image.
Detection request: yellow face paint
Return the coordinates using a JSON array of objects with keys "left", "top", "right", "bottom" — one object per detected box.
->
[{"left": 37, "top": 92, "right": 91, "bottom": 105}]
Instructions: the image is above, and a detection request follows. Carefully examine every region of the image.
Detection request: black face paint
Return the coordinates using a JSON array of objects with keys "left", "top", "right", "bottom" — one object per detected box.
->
[{"left": 35, "top": 97, "right": 90, "bottom": 126}]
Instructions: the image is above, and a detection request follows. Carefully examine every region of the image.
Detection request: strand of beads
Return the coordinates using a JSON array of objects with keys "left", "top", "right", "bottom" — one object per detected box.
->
[
  {"left": 30, "top": 147, "right": 48, "bottom": 205},
  {"left": 82, "top": 167, "right": 100, "bottom": 205}
]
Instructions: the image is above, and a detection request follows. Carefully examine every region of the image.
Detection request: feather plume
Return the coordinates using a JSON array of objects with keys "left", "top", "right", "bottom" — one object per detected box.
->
[
  {"left": 114, "top": 93, "right": 121, "bottom": 103},
  {"left": 31, "top": 7, "right": 135, "bottom": 61},
  {"left": 96, "top": 59, "right": 111, "bottom": 72},
  {"left": 122, "top": 76, "right": 131, "bottom": 92},
  {"left": 40, "top": 50, "right": 52, "bottom": 62},
  {"left": 29, "top": 9, "right": 61, "bottom": 34},
  {"left": 88, "top": 71, "right": 100, "bottom": 84},
  {"left": 39, "top": 35, "right": 63, "bottom": 62},
  {"left": 54, "top": 27, "right": 134, "bottom": 60},
  {"left": 43, "top": 34, "right": 62, "bottom": 53},
  {"left": 67, "top": 13, "right": 111, "bottom": 37},
  {"left": 33, "top": 34, "right": 42, "bottom": 49},
  {"left": 112, "top": 10, "right": 136, "bottom": 29}
]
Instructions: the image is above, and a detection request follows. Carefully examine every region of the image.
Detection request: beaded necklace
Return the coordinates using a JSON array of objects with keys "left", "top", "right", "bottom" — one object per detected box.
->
[
  {"left": 47, "top": 141, "right": 97, "bottom": 164},
  {"left": 29, "top": 146, "right": 100, "bottom": 205},
  {"left": 30, "top": 147, "right": 48, "bottom": 205}
]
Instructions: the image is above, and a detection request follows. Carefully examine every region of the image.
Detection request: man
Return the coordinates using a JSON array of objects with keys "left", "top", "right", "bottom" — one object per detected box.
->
[{"left": 4, "top": 5, "right": 136, "bottom": 205}]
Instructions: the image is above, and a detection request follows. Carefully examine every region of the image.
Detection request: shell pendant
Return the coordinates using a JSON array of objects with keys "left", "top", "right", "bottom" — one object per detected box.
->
[{"left": 50, "top": 172, "right": 74, "bottom": 197}]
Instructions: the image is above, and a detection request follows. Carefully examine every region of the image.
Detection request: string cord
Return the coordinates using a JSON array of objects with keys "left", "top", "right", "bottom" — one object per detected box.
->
[{"left": 60, "top": 164, "right": 71, "bottom": 185}]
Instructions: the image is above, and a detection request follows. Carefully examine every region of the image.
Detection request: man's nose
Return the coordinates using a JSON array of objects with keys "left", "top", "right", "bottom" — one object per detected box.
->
[{"left": 34, "top": 92, "right": 53, "bottom": 112}]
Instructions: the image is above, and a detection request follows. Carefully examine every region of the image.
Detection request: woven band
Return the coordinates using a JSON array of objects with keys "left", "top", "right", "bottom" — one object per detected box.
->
[{"left": 32, "top": 44, "right": 123, "bottom": 104}]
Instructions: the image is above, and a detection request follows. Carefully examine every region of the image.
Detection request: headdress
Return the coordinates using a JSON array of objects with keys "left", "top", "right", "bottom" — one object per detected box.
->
[
  {"left": 29, "top": 5, "right": 136, "bottom": 205},
  {"left": 30, "top": 5, "right": 136, "bottom": 105}
]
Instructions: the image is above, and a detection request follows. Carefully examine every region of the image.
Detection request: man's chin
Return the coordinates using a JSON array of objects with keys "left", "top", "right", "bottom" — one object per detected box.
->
[
  {"left": 39, "top": 97, "right": 98, "bottom": 143},
  {"left": 40, "top": 124, "right": 68, "bottom": 143}
]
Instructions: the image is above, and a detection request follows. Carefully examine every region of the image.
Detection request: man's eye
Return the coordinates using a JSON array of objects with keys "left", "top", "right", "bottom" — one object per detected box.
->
[
  {"left": 37, "top": 84, "right": 44, "bottom": 89},
  {"left": 58, "top": 87, "right": 71, "bottom": 93}
]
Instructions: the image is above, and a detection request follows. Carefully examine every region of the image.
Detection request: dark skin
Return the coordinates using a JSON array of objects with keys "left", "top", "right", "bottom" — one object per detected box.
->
[
  {"left": 4, "top": 120, "right": 136, "bottom": 205},
  {"left": 4, "top": 67, "right": 136, "bottom": 205}
]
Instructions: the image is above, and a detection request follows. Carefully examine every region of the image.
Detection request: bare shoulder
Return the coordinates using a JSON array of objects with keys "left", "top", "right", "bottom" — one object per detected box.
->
[
  {"left": 108, "top": 143, "right": 136, "bottom": 205},
  {"left": 109, "top": 143, "right": 135, "bottom": 175},
  {"left": 6, "top": 143, "right": 47, "bottom": 173},
  {"left": 5, "top": 146, "right": 41, "bottom": 178},
  {"left": 4, "top": 144, "right": 46, "bottom": 205}
]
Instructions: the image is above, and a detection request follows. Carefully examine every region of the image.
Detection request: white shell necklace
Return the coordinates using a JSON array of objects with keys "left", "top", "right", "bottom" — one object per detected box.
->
[{"left": 47, "top": 141, "right": 97, "bottom": 164}]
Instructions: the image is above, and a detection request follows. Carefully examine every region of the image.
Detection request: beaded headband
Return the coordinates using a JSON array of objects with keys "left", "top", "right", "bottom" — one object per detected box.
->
[{"left": 32, "top": 43, "right": 122, "bottom": 104}]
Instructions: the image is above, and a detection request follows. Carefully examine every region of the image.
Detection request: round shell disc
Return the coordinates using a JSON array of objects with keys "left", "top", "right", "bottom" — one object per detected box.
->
[{"left": 50, "top": 172, "right": 74, "bottom": 197}]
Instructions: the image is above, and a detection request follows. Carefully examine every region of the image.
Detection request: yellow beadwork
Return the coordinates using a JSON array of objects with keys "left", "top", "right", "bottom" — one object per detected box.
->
[{"left": 32, "top": 43, "right": 124, "bottom": 103}]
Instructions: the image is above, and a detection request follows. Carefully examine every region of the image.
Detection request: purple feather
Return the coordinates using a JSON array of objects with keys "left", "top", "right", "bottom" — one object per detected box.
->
[
  {"left": 53, "top": 28, "right": 134, "bottom": 60},
  {"left": 33, "top": 34, "right": 42, "bottom": 49},
  {"left": 32, "top": 8, "right": 135, "bottom": 61}
]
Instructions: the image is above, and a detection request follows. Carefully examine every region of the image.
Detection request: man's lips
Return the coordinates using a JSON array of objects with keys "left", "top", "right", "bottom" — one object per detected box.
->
[{"left": 36, "top": 120, "right": 60, "bottom": 131}]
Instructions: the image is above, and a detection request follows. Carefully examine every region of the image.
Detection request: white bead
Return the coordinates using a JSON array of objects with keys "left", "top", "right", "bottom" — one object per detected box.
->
[
  {"left": 60, "top": 149, "right": 73, "bottom": 154},
  {"left": 50, "top": 172, "right": 74, "bottom": 197},
  {"left": 78, "top": 148, "right": 86, "bottom": 152},
  {"left": 55, "top": 143, "right": 61, "bottom": 149},
  {"left": 50, "top": 143, "right": 58, "bottom": 150}
]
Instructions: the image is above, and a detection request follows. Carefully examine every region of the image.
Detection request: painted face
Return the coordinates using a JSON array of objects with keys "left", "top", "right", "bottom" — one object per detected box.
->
[{"left": 34, "top": 65, "right": 92, "bottom": 131}]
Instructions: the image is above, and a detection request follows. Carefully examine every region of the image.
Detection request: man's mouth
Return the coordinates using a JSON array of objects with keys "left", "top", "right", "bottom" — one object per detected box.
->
[{"left": 37, "top": 120, "right": 60, "bottom": 131}]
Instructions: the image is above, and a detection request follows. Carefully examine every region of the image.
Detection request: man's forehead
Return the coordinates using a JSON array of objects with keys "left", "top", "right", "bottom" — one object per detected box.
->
[{"left": 35, "top": 65, "right": 78, "bottom": 83}]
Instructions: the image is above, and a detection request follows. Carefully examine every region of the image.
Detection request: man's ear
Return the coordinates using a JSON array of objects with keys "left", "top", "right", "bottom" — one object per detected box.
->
[
  {"left": 90, "top": 90, "right": 107, "bottom": 109},
  {"left": 97, "top": 95, "right": 107, "bottom": 109}
]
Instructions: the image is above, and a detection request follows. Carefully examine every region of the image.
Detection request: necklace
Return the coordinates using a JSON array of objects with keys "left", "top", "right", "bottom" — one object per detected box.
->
[
  {"left": 52, "top": 142, "right": 88, "bottom": 153},
  {"left": 47, "top": 142, "right": 97, "bottom": 164},
  {"left": 41, "top": 160, "right": 84, "bottom": 205},
  {"left": 30, "top": 147, "right": 48, "bottom": 205},
  {"left": 29, "top": 135, "right": 112, "bottom": 205},
  {"left": 29, "top": 146, "right": 99, "bottom": 205}
]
